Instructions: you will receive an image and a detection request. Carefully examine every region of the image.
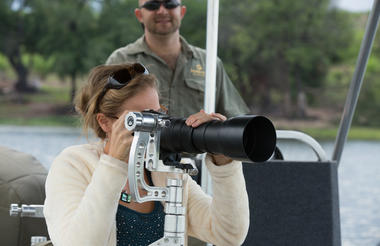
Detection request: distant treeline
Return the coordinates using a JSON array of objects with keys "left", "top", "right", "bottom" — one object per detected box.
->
[{"left": 0, "top": 0, "right": 379, "bottom": 125}]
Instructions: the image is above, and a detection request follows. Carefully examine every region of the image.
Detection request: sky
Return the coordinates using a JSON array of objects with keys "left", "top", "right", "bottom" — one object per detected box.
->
[{"left": 337, "top": 0, "right": 374, "bottom": 12}]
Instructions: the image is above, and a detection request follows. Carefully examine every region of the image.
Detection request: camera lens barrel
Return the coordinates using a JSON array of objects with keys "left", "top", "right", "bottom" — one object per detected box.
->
[{"left": 160, "top": 115, "right": 276, "bottom": 162}]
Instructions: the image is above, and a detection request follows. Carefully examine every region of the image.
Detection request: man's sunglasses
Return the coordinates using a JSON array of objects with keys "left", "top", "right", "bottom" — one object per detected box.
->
[
  {"left": 96, "top": 63, "right": 149, "bottom": 113},
  {"left": 140, "top": 0, "right": 180, "bottom": 11}
]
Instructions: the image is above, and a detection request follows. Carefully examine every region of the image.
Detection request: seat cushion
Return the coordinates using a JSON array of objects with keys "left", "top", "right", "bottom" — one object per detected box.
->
[{"left": 0, "top": 146, "right": 49, "bottom": 246}]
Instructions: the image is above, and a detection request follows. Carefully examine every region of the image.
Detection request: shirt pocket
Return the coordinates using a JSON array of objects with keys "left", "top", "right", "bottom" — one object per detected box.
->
[
  {"left": 184, "top": 78, "right": 205, "bottom": 92},
  {"left": 183, "top": 78, "right": 205, "bottom": 110}
]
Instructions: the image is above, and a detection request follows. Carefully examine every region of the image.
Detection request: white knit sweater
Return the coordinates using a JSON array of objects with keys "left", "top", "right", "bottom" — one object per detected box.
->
[{"left": 43, "top": 142, "right": 249, "bottom": 246}]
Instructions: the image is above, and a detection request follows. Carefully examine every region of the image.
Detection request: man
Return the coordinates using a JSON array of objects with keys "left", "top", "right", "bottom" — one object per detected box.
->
[{"left": 106, "top": 0, "right": 249, "bottom": 118}]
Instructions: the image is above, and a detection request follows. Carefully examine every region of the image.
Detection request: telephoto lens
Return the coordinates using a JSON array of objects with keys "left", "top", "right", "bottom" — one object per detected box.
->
[{"left": 160, "top": 115, "right": 276, "bottom": 162}]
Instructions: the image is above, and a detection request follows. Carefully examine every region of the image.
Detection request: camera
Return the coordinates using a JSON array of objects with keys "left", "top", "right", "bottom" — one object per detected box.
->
[
  {"left": 125, "top": 111, "right": 277, "bottom": 246},
  {"left": 126, "top": 111, "right": 277, "bottom": 162}
]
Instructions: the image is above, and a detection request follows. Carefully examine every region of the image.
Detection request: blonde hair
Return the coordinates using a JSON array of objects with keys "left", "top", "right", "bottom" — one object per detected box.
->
[{"left": 75, "top": 63, "right": 157, "bottom": 139}]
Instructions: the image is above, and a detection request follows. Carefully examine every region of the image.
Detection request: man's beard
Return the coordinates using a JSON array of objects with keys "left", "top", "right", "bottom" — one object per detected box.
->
[{"left": 146, "top": 15, "right": 181, "bottom": 35}]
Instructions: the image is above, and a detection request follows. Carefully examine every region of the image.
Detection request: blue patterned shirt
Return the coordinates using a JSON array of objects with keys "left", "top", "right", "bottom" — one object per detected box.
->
[{"left": 116, "top": 202, "right": 165, "bottom": 246}]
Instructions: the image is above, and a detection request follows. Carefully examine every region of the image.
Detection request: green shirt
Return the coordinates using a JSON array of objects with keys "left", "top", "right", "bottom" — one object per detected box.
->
[{"left": 106, "top": 36, "right": 249, "bottom": 118}]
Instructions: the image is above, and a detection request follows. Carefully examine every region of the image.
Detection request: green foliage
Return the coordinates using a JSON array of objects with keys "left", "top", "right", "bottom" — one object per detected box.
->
[
  {"left": 26, "top": 86, "right": 71, "bottom": 104},
  {"left": 0, "top": 115, "right": 80, "bottom": 127},
  {"left": 0, "top": 53, "right": 11, "bottom": 71},
  {"left": 181, "top": 0, "right": 207, "bottom": 48},
  {"left": 0, "top": 0, "right": 47, "bottom": 90},
  {"left": 323, "top": 65, "right": 352, "bottom": 108},
  {"left": 88, "top": 0, "right": 143, "bottom": 65},
  {"left": 296, "top": 127, "right": 380, "bottom": 140},
  {"left": 354, "top": 55, "right": 380, "bottom": 126},
  {"left": 218, "top": 0, "right": 354, "bottom": 116},
  {"left": 0, "top": 83, "right": 78, "bottom": 126},
  {"left": 1, "top": 0, "right": 380, "bottom": 128},
  {"left": 22, "top": 54, "right": 55, "bottom": 77},
  {"left": 36, "top": 0, "right": 97, "bottom": 79},
  {"left": 322, "top": 12, "right": 380, "bottom": 127}
]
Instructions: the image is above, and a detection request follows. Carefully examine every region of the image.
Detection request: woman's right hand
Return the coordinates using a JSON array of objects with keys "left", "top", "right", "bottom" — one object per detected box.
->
[{"left": 107, "top": 111, "right": 134, "bottom": 163}]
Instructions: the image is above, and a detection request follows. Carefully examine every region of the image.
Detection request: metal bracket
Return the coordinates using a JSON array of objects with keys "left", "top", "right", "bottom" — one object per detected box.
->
[
  {"left": 126, "top": 111, "right": 194, "bottom": 246},
  {"left": 9, "top": 204, "right": 45, "bottom": 218}
]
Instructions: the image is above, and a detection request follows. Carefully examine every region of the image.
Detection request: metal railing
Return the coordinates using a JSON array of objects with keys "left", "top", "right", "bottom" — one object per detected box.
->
[
  {"left": 332, "top": 0, "right": 380, "bottom": 165},
  {"left": 276, "top": 130, "right": 328, "bottom": 162}
]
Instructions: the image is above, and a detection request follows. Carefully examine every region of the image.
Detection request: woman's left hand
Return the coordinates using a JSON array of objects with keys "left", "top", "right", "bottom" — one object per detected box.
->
[
  {"left": 185, "top": 110, "right": 232, "bottom": 166},
  {"left": 185, "top": 109, "right": 227, "bottom": 127}
]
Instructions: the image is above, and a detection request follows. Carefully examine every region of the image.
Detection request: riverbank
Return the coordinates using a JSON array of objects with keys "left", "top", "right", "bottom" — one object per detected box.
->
[
  {"left": 1, "top": 84, "right": 380, "bottom": 140},
  {"left": 1, "top": 113, "right": 380, "bottom": 141}
]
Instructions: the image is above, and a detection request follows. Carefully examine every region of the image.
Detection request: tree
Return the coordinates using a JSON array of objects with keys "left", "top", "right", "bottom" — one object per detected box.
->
[
  {"left": 0, "top": 0, "right": 46, "bottom": 92},
  {"left": 89, "top": 0, "right": 143, "bottom": 65},
  {"left": 354, "top": 26, "right": 380, "bottom": 126},
  {"left": 180, "top": 0, "right": 207, "bottom": 48},
  {"left": 34, "top": 0, "right": 98, "bottom": 103},
  {"left": 38, "top": 0, "right": 145, "bottom": 104},
  {"left": 218, "top": 0, "right": 353, "bottom": 117}
]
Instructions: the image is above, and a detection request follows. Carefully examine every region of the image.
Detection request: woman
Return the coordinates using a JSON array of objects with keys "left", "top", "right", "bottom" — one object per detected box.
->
[{"left": 43, "top": 63, "right": 249, "bottom": 246}]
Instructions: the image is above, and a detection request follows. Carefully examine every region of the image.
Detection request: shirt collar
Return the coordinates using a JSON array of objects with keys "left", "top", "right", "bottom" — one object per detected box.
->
[{"left": 127, "top": 35, "right": 199, "bottom": 59}]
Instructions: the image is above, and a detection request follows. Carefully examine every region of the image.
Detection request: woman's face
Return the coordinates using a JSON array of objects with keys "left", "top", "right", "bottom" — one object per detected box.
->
[
  {"left": 119, "top": 86, "right": 160, "bottom": 117},
  {"left": 101, "top": 86, "right": 160, "bottom": 161},
  {"left": 98, "top": 86, "right": 161, "bottom": 137}
]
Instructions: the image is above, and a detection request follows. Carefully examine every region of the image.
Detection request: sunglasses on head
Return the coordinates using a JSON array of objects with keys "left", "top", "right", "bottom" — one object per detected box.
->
[
  {"left": 95, "top": 63, "right": 149, "bottom": 113},
  {"left": 140, "top": 0, "right": 180, "bottom": 11}
]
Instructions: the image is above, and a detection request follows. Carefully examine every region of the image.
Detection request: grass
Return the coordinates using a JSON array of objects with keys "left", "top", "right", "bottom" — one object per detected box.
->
[
  {"left": 0, "top": 83, "right": 79, "bottom": 127},
  {"left": 283, "top": 126, "right": 380, "bottom": 141},
  {"left": 25, "top": 85, "right": 71, "bottom": 104},
  {"left": 2, "top": 113, "right": 380, "bottom": 140},
  {"left": 1, "top": 82, "right": 380, "bottom": 140},
  {"left": 0, "top": 115, "right": 80, "bottom": 127}
]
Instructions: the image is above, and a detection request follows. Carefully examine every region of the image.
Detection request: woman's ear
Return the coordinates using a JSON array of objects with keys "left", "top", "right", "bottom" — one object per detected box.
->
[{"left": 96, "top": 113, "right": 113, "bottom": 134}]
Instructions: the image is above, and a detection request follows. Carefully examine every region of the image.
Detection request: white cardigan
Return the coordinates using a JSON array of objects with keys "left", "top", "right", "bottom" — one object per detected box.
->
[{"left": 43, "top": 142, "right": 249, "bottom": 246}]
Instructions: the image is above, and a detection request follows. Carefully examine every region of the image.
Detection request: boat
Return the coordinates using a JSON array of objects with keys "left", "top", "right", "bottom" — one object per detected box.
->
[{"left": 1, "top": 0, "right": 379, "bottom": 245}]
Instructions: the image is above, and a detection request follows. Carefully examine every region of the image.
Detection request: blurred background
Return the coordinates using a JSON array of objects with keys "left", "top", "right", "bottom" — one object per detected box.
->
[
  {"left": 0, "top": 0, "right": 379, "bottom": 245},
  {"left": 0, "top": 0, "right": 379, "bottom": 137}
]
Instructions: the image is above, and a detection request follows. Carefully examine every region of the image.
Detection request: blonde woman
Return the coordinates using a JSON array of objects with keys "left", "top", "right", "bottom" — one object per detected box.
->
[{"left": 43, "top": 63, "right": 249, "bottom": 246}]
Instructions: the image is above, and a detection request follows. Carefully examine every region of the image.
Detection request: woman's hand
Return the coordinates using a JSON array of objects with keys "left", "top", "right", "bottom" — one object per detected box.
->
[
  {"left": 185, "top": 110, "right": 232, "bottom": 166},
  {"left": 185, "top": 109, "right": 227, "bottom": 127},
  {"left": 107, "top": 111, "right": 134, "bottom": 162}
]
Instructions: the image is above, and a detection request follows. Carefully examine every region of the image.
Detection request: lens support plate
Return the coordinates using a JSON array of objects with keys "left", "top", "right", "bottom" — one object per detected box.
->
[{"left": 126, "top": 111, "right": 195, "bottom": 246}]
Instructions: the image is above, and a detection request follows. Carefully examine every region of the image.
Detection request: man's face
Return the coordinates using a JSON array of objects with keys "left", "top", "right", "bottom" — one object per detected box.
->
[{"left": 136, "top": 0, "right": 186, "bottom": 36}]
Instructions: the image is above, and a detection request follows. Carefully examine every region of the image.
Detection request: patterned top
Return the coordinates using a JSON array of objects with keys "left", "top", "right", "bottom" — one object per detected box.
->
[{"left": 116, "top": 202, "right": 165, "bottom": 246}]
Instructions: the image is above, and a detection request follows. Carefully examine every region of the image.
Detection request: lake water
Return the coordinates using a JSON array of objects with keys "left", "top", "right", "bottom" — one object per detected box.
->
[{"left": 0, "top": 126, "right": 379, "bottom": 246}]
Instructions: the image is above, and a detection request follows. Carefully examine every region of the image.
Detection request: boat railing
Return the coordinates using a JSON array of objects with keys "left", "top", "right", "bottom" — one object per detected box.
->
[
  {"left": 332, "top": 0, "right": 380, "bottom": 165},
  {"left": 276, "top": 130, "right": 328, "bottom": 162}
]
